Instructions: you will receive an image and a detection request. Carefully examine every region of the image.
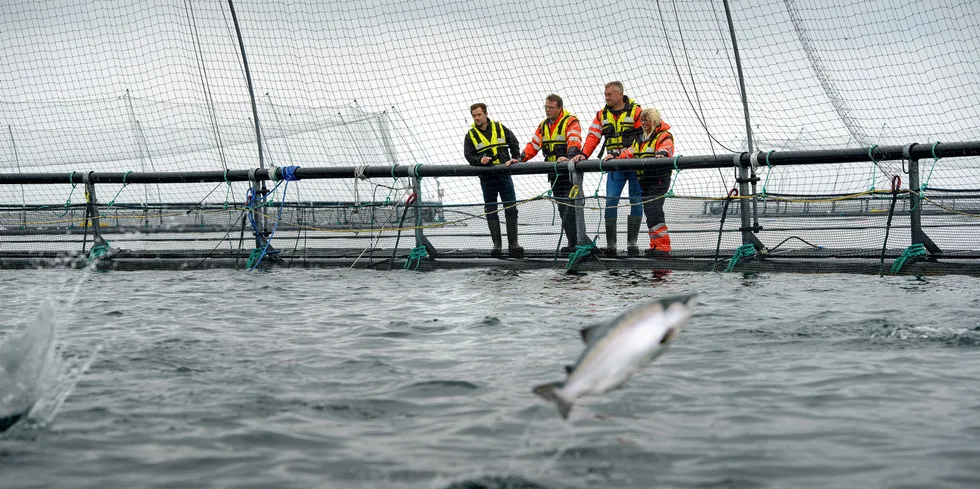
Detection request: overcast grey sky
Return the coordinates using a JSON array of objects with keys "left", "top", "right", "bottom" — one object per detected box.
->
[{"left": 1, "top": 0, "right": 977, "bottom": 204}]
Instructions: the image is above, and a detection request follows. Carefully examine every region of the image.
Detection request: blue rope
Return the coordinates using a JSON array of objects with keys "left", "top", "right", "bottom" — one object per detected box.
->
[
  {"left": 245, "top": 168, "right": 300, "bottom": 270},
  {"left": 281, "top": 165, "right": 300, "bottom": 182}
]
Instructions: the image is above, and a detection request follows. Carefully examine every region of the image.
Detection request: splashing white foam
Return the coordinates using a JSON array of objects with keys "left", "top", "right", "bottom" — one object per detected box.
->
[{"left": 1, "top": 265, "right": 101, "bottom": 434}]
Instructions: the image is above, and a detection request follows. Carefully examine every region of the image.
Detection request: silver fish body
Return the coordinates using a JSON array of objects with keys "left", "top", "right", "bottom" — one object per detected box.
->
[{"left": 533, "top": 293, "right": 697, "bottom": 419}]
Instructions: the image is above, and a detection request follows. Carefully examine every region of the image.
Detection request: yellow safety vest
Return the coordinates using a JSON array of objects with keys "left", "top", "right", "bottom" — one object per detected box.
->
[
  {"left": 600, "top": 101, "right": 640, "bottom": 150},
  {"left": 635, "top": 130, "right": 672, "bottom": 158},
  {"left": 468, "top": 120, "right": 508, "bottom": 163},
  {"left": 539, "top": 114, "right": 575, "bottom": 162},
  {"left": 634, "top": 130, "right": 672, "bottom": 176}
]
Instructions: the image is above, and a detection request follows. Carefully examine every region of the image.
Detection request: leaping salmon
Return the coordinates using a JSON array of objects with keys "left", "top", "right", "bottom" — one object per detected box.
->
[{"left": 533, "top": 293, "right": 697, "bottom": 420}]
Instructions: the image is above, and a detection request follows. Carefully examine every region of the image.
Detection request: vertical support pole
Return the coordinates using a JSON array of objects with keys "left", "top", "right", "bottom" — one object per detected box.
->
[
  {"left": 123, "top": 90, "right": 150, "bottom": 224},
  {"left": 905, "top": 150, "right": 941, "bottom": 254},
  {"left": 378, "top": 112, "right": 398, "bottom": 168},
  {"left": 227, "top": 0, "right": 269, "bottom": 241},
  {"left": 247, "top": 168, "right": 264, "bottom": 249},
  {"left": 570, "top": 162, "right": 588, "bottom": 246},
  {"left": 83, "top": 172, "right": 107, "bottom": 249},
  {"left": 8, "top": 125, "right": 26, "bottom": 227},
  {"left": 411, "top": 170, "right": 437, "bottom": 256},
  {"left": 723, "top": 0, "right": 764, "bottom": 250},
  {"left": 736, "top": 154, "right": 765, "bottom": 250}
]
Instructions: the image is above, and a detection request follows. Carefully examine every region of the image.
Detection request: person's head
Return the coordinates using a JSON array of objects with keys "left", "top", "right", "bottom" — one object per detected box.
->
[
  {"left": 544, "top": 94, "right": 563, "bottom": 120},
  {"left": 470, "top": 103, "right": 488, "bottom": 127},
  {"left": 639, "top": 107, "right": 661, "bottom": 133},
  {"left": 604, "top": 81, "right": 625, "bottom": 109}
]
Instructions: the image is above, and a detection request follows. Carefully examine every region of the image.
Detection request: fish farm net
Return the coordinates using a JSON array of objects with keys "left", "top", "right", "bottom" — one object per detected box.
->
[{"left": 1, "top": 0, "right": 979, "bottom": 274}]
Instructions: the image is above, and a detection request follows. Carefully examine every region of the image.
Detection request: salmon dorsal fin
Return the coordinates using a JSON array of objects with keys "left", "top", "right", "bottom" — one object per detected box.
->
[{"left": 579, "top": 322, "right": 612, "bottom": 345}]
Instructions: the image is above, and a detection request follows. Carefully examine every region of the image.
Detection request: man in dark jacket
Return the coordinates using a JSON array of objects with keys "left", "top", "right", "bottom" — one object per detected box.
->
[{"left": 464, "top": 103, "right": 524, "bottom": 256}]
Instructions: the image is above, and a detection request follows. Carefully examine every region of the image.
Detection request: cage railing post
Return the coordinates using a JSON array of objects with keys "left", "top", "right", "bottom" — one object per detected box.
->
[
  {"left": 247, "top": 168, "right": 266, "bottom": 250},
  {"left": 570, "top": 162, "right": 588, "bottom": 247},
  {"left": 904, "top": 145, "right": 941, "bottom": 254},
  {"left": 735, "top": 153, "right": 766, "bottom": 251},
  {"left": 82, "top": 172, "right": 107, "bottom": 251},
  {"left": 410, "top": 169, "right": 437, "bottom": 257}
]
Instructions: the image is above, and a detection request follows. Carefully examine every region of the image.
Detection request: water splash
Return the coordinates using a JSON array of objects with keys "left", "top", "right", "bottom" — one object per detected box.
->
[
  {"left": 0, "top": 265, "right": 101, "bottom": 434},
  {"left": 1, "top": 301, "right": 60, "bottom": 431},
  {"left": 870, "top": 324, "right": 980, "bottom": 346}
]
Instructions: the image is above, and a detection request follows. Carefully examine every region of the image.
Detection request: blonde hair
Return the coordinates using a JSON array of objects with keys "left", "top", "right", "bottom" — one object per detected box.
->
[{"left": 640, "top": 107, "right": 662, "bottom": 138}]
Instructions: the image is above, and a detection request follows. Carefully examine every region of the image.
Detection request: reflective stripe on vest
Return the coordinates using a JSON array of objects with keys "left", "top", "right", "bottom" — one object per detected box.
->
[
  {"left": 635, "top": 130, "right": 672, "bottom": 158},
  {"left": 600, "top": 102, "right": 639, "bottom": 150},
  {"left": 540, "top": 114, "right": 572, "bottom": 162},
  {"left": 468, "top": 121, "right": 508, "bottom": 163}
]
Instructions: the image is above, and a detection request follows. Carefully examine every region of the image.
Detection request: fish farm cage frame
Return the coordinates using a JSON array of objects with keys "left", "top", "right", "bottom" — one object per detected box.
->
[{"left": 2, "top": 141, "right": 980, "bottom": 276}]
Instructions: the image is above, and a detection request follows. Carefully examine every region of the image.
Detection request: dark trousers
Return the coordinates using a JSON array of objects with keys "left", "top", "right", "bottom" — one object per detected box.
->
[
  {"left": 548, "top": 172, "right": 578, "bottom": 246},
  {"left": 638, "top": 171, "right": 671, "bottom": 229},
  {"left": 480, "top": 175, "right": 518, "bottom": 221}
]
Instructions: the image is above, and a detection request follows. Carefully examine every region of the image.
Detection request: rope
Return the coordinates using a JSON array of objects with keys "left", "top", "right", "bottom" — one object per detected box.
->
[
  {"left": 245, "top": 247, "right": 266, "bottom": 269},
  {"left": 104, "top": 171, "right": 132, "bottom": 210},
  {"left": 879, "top": 176, "right": 902, "bottom": 276},
  {"left": 280, "top": 165, "right": 300, "bottom": 181},
  {"left": 724, "top": 243, "right": 758, "bottom": 272},
  {"left": 244, "top": 166, "right": 300, "bottom": 270},
  {"left": 867, "top": 144, "right": 879, "bottom": 191},
  {"left": 912, "top": 141, "right": 940, "bottom": 211},
  {"left": 564, "top": 240, "right": 597, "bottom": 271},
  {"left": 759, "top": 150, "right": 774, "bottom": 200},
  {"left": 87, "top": 241, "right": 111, "bottom": 263},
  {"left": 665, "top": 156, "right": 681, "bottom": 197},
  {"left": 403, "top": 245, "right": 429, "bottom": 270},
  {"left": 711, "top": 188, "right": 737, "bottom": 272},
  {"left": 383, "top": 164, "right": 400, "bottom": 205},
  {"left": 889, "top": 243, "right": 927, "bottom": 274},
  {"left": 223, "top": 169, "right": 232, "bottom": 210},
  {"left": 54, "top": 172, "right": 79, "bottom": 218}
]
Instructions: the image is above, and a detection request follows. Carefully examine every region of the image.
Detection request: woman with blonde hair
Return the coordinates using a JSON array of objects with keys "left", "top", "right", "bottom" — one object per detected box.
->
[{"left": 605, "top": 107, "right": 675, "bottom": 255}]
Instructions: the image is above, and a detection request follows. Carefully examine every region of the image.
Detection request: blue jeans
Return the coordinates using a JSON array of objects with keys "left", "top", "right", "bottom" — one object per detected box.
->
[
  {"left": 604, "top": 171, "right": 643, "bottom": 219},
  {"left": 480, "top": 175, "right": 518, "bottom": 220}
]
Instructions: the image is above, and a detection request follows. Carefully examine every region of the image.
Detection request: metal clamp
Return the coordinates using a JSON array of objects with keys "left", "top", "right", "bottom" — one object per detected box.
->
[{"left": 902, "top": 143, "right": 917, "bottom": 174}]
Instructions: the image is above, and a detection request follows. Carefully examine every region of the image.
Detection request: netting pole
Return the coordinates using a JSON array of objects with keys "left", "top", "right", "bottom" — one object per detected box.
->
[
  {"left": 570, "top": 162, "right": 588, "bottom": 247},
  {"left": 722, "top": 0, "right": 753, "bottom": 156},
  {"left": 735, "top": 154, "right": 765, "bottom": 251},
  {"left": 904, "top": 145, "right": 941, "bottom": 255},
  {"left": 82, "top": 172, "right": 107, "bottom": 251},
  {"left": 123, "top": 90, "right": 151, "bottom": 223},
  {"left": 8, "top": 125, "right": 25, "bottom": 227},
  {"left": 410, "top": 167, "right": 437, "bottom": 257},
  {"left": 247, "top": 168, "right": 265, "bottom": 250},
  {"left": 227, "top": 0, "right": 269, "bottom": 241},
  {"left": 723, "top": 0, "right": 764, "bottom": 251}
]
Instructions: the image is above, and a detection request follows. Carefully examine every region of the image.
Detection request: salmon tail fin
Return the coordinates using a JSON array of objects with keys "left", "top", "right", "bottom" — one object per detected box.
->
[
  {"left": 0, "top": 411, "right": 26, "bottom": 433},
  {"left": 532, "top": 382, "right": 573, "bottom": 420}
]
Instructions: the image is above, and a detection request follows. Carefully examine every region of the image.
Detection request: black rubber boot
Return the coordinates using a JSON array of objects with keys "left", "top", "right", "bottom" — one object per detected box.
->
[
  {"left": 626, "top": 215, "right": 642, "bottom": 256},
  {"left": 505, "top": 216, "right": 524, "bottom": 257},
  {"left": 488, "top": 219, "right": 502, "bottom": 257},
  {"left": 604, "top": 218, "right": 617, "bottom": 257}
]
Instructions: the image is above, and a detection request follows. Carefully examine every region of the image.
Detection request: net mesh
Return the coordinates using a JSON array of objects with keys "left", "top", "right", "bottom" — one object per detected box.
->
[{"left": 1, "top": 0, "right": 978, "bottom": 272}]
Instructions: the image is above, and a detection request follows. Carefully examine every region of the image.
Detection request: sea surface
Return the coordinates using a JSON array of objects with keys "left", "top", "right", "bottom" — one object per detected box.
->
[{"left": 1, "top": 268, "right": 979, "bottom": 489}]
